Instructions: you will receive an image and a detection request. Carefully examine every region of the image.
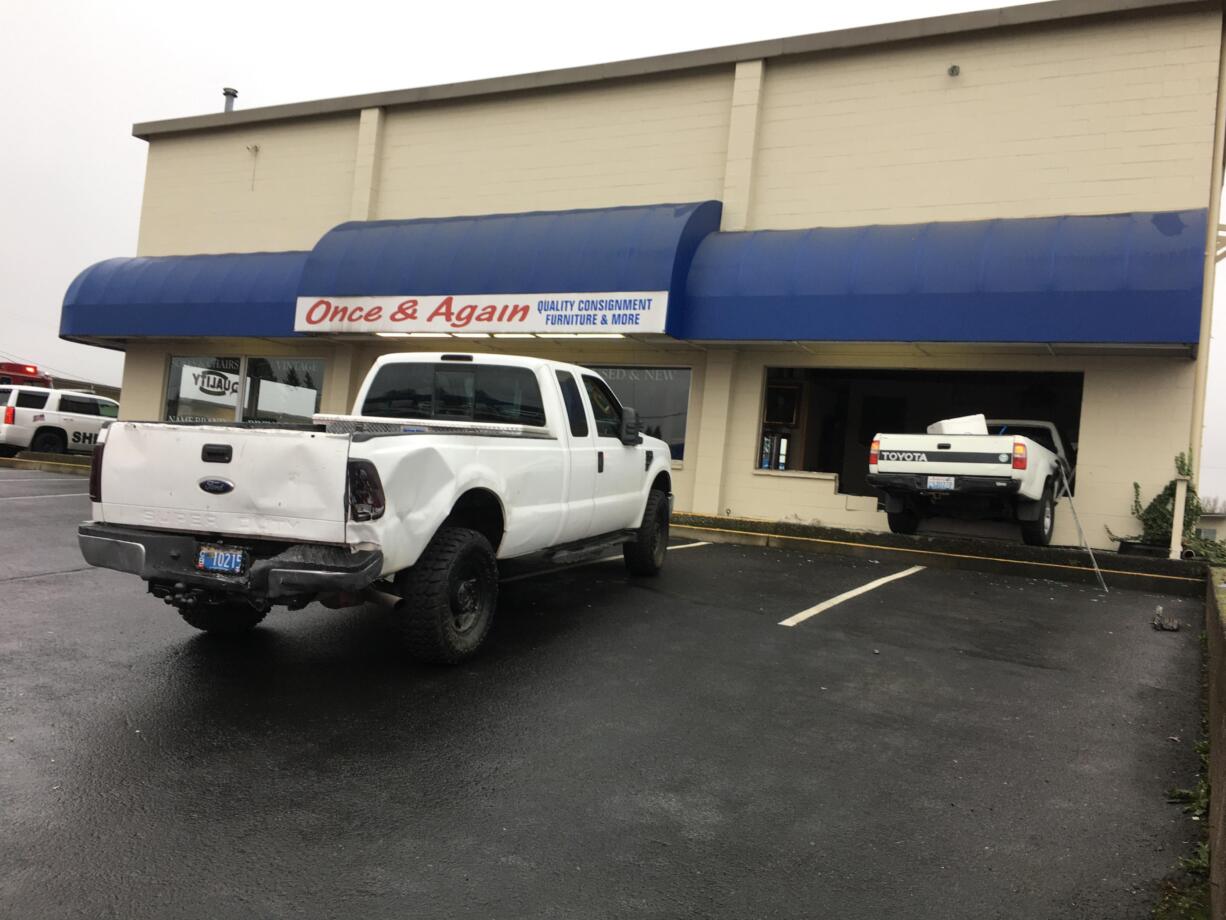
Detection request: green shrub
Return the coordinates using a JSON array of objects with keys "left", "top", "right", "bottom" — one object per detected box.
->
[{"left": 1108, "top": 453, "right": 1226, "bottom": 562}]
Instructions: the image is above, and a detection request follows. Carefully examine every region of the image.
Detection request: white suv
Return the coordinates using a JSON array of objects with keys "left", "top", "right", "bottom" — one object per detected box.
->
[{"left": 0, "top": 386, "right": 119, "bottom": 456}]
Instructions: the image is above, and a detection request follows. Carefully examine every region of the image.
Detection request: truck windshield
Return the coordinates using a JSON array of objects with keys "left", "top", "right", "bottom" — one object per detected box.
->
[{"left": 362, "top": 363, "right": 547, "bottom": 427}]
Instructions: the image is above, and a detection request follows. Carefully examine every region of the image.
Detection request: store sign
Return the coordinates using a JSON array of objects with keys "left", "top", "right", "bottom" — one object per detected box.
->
[
  {"left": 179, "top": 365, "right": 240, "bottom": 406},
  {"left": 293, "top": 292, "right": 669, "bottom": 334}
]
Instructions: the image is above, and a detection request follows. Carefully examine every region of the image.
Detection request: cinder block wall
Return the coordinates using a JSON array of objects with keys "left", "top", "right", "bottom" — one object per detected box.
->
[
  {"left": 375, "top": 70, "right": 733, "bottom": 219},
  {"left": 750, "top": 7, "right": 1221, "bottom": 228}
]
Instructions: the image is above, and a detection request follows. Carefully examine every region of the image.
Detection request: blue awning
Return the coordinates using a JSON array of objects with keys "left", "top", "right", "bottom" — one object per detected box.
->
[
  {"left": 301, "top": 201, "right": 722, "bottom": 309},
  {"left": 61, "top": 205, "right": 1206, "bottom": 346},
  {"left": 61, "top": 251, "right": 309, "bottom": 339},
  {"left": 61, "top": 202, "right": 723, "bottom": 341},
  {"left": 680, "top": 210, "right": 1206, "bottom": 344}
]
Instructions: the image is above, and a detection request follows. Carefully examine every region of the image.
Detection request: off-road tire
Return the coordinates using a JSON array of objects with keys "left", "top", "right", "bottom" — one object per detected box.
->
[
  {"left": 1020, "top": 484, "right": 1056, "bottom": 547},
  {"left": 887, "top": 509, "right": 920, "bottom": 535},
  {"left": 397, "top": 527, "right": 498, "bottom": 664},
  {"left": 177, "top": 600, "right": 266, "bottom": 635},
  {"left": 30, "top": 429, "right": 66, "bottom": 454},
  {"left": 624, "top": 489, "right": 669, "bottom": 576}
]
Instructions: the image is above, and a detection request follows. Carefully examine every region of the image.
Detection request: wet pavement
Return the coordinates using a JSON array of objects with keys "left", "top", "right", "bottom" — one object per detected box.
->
[{"left": 0, "top": 469, "right": 1205, "bottom": 919}]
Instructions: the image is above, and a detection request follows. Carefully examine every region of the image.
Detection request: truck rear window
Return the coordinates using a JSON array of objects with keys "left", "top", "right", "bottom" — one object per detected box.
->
[
  {"left": 362, "top": 363, "right": 547, "bottom": 427},
  {"left": 0, "top": 388, "right": 10, "bottom": 406},
  {"left": 992, "top": 423, "right": 1057, "bottom": 454}
]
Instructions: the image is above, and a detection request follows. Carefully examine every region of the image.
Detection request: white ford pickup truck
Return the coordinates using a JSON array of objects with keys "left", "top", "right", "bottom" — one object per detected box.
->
[
  {"left": 79, "top": 354, "right": 674, "bottom": 662},
  {"left": 867, "top": 416, "right": 1071, "bottom": 546}
]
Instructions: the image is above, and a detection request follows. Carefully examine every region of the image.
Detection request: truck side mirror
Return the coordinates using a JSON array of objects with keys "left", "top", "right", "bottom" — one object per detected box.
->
[{"left": 619, "top": 407, "right": 643, "bottom": 445}]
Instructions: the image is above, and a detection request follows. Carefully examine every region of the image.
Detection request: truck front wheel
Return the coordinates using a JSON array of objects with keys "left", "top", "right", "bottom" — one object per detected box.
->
[
  {"left": 397, "top": 527, "right": 498, "bottom": 664},
  {"left": 887, "top": 509, "right": 920, "bottom": 535},
  {"left": 1020, "top": 486, "right": 1055, "bottom": 547},
  {"left": 624, "top": 489, "right": 669, "bottom": 575},
  {"left": 177, "top": 600, "right": 266, "bottom": 635}
]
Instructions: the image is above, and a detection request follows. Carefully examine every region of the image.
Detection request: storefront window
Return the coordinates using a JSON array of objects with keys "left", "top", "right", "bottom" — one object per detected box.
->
[
  {"left": 589, "top": 366, "right": 691, "bottom": 460},
  {"left": 243, "top": 358, "right": 325, "bottom": 425},
  {"left": 165, "top": 357, "right": 241, "bottom": 423}
]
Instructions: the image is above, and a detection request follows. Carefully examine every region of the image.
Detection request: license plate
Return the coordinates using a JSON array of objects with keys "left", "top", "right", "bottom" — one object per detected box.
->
[
  {"left": 926, "top": 476, "right": 956, "bottom": 491},
  {"left": 196, "top": 544, "right": 246, "bottom": 575}
]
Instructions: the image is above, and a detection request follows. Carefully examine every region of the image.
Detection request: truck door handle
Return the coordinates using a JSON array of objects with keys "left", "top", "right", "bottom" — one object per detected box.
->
[
  {"left": 597, "top": 450, "right": 604, "bottom": 473},
  {"left": 202, "top": 443, "right": 233, "bottom": 463}
]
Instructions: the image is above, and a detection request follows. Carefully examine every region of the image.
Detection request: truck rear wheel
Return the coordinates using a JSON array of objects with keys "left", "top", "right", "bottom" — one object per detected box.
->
[
  {"left": 1020, "top": 486, "right": 1055, "bottom": 547},
  {"left": 177, "top": 600, "right": 266, "bottom": 635},
  {"left": 887, "top": 509, "right": 920, "bottom": 535},
  {"left": 396, "top": 526, "right": 498, "bottom": 664},
  {"left": 624, "top": 489, "right": 669, "bottom": 576}
]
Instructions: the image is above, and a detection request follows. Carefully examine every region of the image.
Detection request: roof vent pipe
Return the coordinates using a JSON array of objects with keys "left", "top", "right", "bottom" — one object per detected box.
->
[{"left": 222, "top": 87, "right": 238, "bottom": 113}]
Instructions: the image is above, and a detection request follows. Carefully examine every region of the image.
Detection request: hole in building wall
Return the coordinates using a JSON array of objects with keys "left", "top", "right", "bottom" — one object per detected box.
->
[{"left": 758, "top": 367, "right": 1084, "bottom": 497}]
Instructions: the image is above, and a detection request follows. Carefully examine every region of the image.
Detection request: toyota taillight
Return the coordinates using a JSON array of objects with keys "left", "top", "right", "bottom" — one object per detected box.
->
[
  {"left": 869, "top": 439, "right": 880, "bottom": 467},
  {"left": 1012, "top": 442, "right": 1028, "bottom": 470},
  {"left": 89, "top": 443, "right": 105, "bottom": 502},
  {"left": 2, "top": 406, "right": 12, "bottom": 426},
  {"left": 347, "top": 460, "right": 386, "bottom": 521}
]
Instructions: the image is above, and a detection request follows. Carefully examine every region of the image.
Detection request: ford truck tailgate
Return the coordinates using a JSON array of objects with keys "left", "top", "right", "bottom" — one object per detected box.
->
[{"left": 96, "top": 423, "right": 352, "bottom": 544}]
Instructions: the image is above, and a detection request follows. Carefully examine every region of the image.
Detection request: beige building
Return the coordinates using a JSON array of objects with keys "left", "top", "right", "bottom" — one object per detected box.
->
[{"left": 61, "top": 0, "right": 1226, "bottom": 549}]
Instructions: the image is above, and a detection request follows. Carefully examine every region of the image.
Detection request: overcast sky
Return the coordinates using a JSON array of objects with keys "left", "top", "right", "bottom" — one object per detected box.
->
[{"left": 5, "top": 0, "right": 1226, "bottom": 495}]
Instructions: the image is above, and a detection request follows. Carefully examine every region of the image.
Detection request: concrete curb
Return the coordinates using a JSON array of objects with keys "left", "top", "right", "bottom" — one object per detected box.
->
[
  {"left": 672, "top": 514, "right": 1205, "bottom": 597},
  {"left": 0, "top": 457, "right": 90, "bottom": 477}
]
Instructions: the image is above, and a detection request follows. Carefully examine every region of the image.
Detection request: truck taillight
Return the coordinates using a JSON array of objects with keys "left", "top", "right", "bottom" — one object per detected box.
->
[
  {"left": 1012, "top": 442, "right": 1028, "bottom": 470},
  {"left": 869, "top": 439, "right": 880, "bottom": 466},
  {"left": 2, "top": 406, "right": 12, "bottom": 426},
  {"left": 88, "top": 443, "right": 105, "bottom": 502},
  {"left": 347, "top": 460, "right": 386, "bottom": 522}
]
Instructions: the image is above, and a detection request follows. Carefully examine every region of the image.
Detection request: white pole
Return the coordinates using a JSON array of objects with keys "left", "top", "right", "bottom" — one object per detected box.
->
[{"left": 1170, "top": 477, "right": 1190, "bottom": 560}]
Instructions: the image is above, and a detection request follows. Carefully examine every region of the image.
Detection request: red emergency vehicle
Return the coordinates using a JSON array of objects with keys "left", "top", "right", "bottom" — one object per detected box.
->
[{"left": 0, "top": 362, "right": 53, "bottom": 387}]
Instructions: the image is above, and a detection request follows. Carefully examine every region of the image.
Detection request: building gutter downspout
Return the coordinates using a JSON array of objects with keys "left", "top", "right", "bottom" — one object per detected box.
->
[{"left": 1190, "top": 9, "right": 1226, "bottom": 486}]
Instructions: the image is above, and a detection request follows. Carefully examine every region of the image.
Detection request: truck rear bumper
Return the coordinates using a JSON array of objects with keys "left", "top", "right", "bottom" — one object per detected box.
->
[
  {"left": 78, "top": 522, "right": 383, "bottom": 601},
  {"left": 867, "top": 473, "right": 1020, "bottom": 496}
]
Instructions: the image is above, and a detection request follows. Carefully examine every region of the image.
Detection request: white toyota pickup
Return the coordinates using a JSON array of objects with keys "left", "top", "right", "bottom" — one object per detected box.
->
[
  {"left": 867, "top": 416, "right": 1071, "bottom": 546},
  {"left": 79, "top": 354, "right": 674, "bottom": 662}
]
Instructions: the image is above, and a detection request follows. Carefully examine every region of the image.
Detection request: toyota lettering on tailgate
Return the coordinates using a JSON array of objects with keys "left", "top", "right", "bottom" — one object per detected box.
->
[{"left": 880, "top": 450, "right": 929, "bottom": 462}]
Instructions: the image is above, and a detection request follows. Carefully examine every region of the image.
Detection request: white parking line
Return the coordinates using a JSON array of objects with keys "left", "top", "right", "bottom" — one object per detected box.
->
[
  {"left": 0, "top": 493, "right": 89, "bottom": 501},
  {"left": 502, "top": 541, "right": 711, "bottom": 584},
  {"left": 779, "top": 565, "right": 926, "bottom": 627}
]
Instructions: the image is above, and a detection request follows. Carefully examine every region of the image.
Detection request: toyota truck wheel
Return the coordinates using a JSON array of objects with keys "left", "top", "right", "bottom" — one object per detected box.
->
[
  {"left": 624, "top": 489, "right": 669, "bottom": 575},
  {"left": 397, "top": 526, "right": 498, "bottom": 664},
  {"left": 1021, "top": 486, "right": 1055, "bottom": 547},
  {"left": 177, "top": 600, "right": 267, "bottom": 635},
  {"left": 887, "top": 509, "right": 920, "bottom": 535}
]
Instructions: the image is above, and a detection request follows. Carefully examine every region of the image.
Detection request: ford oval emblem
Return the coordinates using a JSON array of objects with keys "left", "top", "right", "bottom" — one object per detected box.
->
[{"left": 199, "top": 478, "right": 235, "bottom": 495}]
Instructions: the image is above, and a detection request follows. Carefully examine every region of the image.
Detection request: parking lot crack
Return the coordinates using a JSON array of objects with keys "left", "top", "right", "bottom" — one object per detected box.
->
[{"left": 2, "top": 566, "right": 95, "bottom": 584}]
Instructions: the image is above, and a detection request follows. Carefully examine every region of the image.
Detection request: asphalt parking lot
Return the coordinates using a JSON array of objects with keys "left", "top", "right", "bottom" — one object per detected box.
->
[{"left": 0, "top": 469, "right": 1204, "bottom": 919}]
